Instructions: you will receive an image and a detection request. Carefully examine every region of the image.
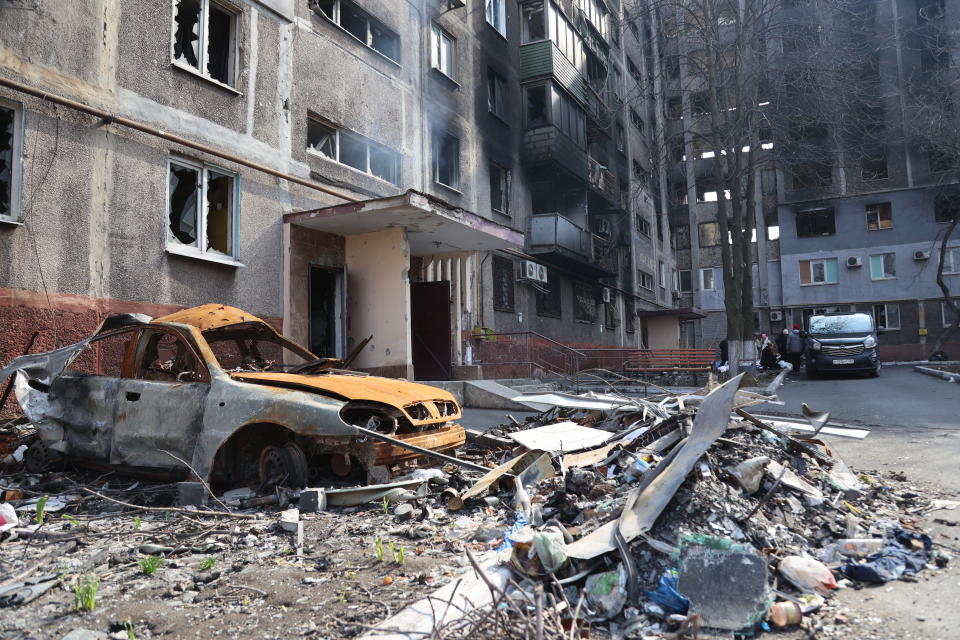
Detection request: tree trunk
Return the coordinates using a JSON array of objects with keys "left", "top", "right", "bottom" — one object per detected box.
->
[{"left": 933, "top": 210, "right": 959, "bottom": 355}]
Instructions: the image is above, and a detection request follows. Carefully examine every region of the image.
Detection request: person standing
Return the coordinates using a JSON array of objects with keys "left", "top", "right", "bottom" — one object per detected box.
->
[
  {"left": 786, "top": 324, "right": 804, "bottom": 372},
  {"left": 776, "top": 328, "right": 789, "bottom": 357}
]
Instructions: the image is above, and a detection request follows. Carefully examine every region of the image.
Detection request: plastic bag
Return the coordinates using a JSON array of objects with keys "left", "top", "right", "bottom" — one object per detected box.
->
[
  {"left": 645, "top": 570, "right": 689, "bottom": 615},
  {"left": 532, "top": 527, "right": 568, "bottom": 573},
  {"left": 585, "top": 564, "right": 627, "bottom": 619},
  {"left": 778, "top": 555, "right": 837, "bottom": 596},
  {"left": 0, "top": 503, "right": 17, "bottom": 533}
]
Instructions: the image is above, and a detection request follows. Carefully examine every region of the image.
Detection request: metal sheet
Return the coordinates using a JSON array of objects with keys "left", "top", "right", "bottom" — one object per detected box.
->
[
  {"left": 460, "top": 450, "right": 542, "bottom": 503},
  {"left": 567, "top": 373, "right": 744, "bottom": 560},
  {"left": 324, "top": 479, "right": 425, "bottom": 507},
  {"left": 749, "top": 416, "right": 870, "bottom": 440},
  {"left": 511, "top": 392, "right": 637, "bottom": 411},
  {"left": 508, "top": 421, "right": 611, "bottom": 452}
]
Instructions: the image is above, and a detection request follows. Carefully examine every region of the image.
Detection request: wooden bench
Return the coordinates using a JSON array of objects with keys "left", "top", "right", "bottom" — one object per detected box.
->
[{"left": 624, "top": 348, "right": 717, "bottom": 373}]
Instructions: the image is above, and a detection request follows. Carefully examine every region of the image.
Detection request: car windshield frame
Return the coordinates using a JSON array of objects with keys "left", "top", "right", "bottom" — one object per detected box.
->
[
  {"left": 808, "top": 314, "right": 874, "bottom": 335},
  {"left": 199, "top": 322, "right": 318, "bottom": 373}
]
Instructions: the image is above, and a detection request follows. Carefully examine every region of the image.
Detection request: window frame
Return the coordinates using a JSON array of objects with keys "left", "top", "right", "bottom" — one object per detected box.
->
[
  {"left": 799, "top": 257, "right": 839, "bottom": 286},
  {"left": 865, "top": 202, "right": 893, "bottom": 230},
  {"left": 700, "top": 268, "right": 716, "bottom": 291},
  {"left": 170, "top": 0, "right": 240, "bottom": 90},
  {"left": 638, "top": 269, "right": 655, "bottom": 291},
  {"left": 431, "top": 129, "right": 461, "bottom": 191},
  {"left": 312, "top": 0, "right": 401, "bottom": 64},
  {"left": 942, "top": 246, "right": 960, "bottom": 275},
  {"left": 677, "top": 269, "right": 692, "bottom": 292},
  {"left": 306, "top": 116, "right": 402, "bottom": 186},
  {"left": 165, "top": 156, "right": 242, "bottom": 265},
  {"left": 0, "top": 98, "right": 24, "bottom": 224},
  {"left": 873, "top": 303, "right": 900, "bottom": 330},
  {"left": 486, "top": 0, "right": 507, "bottom": 36},
  {"left": 489, "top": 162, "right": 509, "bottom": 215},
  {"left": 869, "top": 252, "right": 897, "bottom": 281},
  {"left": 492, "top": 255, "right": 516, "bottom": 312},
  {"left": 795, "top": 207, "right": 836, "bottom": 238},
  {"left": 430, "top": 22, "right": 457, "bottom": 80},
  {"left": 487, "top": 67, "right": 506, "bottom": 119},
  {"left": 943, "top": 299, "right": 960, "bottom": 328}
]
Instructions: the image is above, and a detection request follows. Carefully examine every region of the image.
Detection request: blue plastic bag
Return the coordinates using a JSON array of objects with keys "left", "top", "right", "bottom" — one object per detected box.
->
[{"left": 645, "top": 570, "right": 689, "bottom": 615}]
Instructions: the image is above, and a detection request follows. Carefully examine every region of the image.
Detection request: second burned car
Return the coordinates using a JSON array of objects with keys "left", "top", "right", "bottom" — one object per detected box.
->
[{"left": 0, "top": 304, "right": 465, "bottom": 488}]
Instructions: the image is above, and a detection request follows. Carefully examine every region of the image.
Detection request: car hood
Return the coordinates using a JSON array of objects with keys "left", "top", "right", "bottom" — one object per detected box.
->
[{"left": 229, "top": 371, "right": 458, "bottom": 408}]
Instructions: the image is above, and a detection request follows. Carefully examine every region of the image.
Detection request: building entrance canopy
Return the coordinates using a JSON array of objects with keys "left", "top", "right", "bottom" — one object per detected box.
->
[{"left": 283, "top": 190, "right": 522, "bottom": 255}]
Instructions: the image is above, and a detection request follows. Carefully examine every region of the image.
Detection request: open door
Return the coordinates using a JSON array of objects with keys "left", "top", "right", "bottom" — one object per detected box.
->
[
  {"left": 411, "top": 281, "right": 452, "bottom": 380},
  {"left": 309, "top": 266, "right": 345, "bottom": 358}
]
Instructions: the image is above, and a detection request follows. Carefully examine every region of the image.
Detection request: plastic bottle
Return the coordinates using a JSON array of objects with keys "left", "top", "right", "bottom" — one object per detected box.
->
[{"left": 835, "top": 538, "right": 884, "bottom": 556}]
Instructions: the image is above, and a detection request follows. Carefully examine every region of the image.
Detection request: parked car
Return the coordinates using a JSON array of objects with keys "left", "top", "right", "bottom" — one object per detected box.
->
[
  {"left": 804, "top": 312, "right": 881, "bottom": 379},
  {"left": 0, "top": 304, "right": 465, "bottom": 488}
]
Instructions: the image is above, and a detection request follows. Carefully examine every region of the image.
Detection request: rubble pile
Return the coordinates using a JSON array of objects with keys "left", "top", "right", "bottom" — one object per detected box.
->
[{"left": 0, "top": 374, "right": 955, "bottom": 640}]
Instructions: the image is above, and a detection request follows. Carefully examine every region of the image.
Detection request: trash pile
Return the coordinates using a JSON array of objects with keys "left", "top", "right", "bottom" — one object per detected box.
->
[{"left": 0, "top": 373, "right": 954, "bottom": 639}]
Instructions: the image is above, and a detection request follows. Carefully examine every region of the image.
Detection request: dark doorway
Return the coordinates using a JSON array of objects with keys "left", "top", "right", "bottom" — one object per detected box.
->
[
  {"left": 310, "top": 266, "right": 341, "bottom": 357},
  {"left": 411, "top": 281, "right": 452, "bottom": 380}
]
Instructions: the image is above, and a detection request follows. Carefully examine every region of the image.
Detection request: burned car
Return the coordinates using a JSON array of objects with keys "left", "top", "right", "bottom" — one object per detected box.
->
[{"left": 0, "top": 304, "right": 465, "bottom": 487}]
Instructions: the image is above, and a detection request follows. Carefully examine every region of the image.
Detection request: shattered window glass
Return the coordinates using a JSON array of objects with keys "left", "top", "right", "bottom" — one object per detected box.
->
[
  {"left": 369, "top": 144, "right": 399, "bottom": 185},
  {"left": 307, "top": 118, "right": 337, "bottom": 158},
  {"left": 339, "top": 131, "right": 367, "bottom": 172},
  {"left": 433, "top": 130, "right": 459, "bottom": 189},
  {"left": 206, "top": 170, "right": 233, "bottom": 255},
  {"left": 203, "top": 324, "right": 313, "bottom": 371},
  {"left": 526, "top": 85, "right": 548, "bottom": 127},
  {"left": 169, "top": 163, "right": 200, "bottom": 247},
  {"left": 341, "top": 3, "right": 368, "bottom": 43},
  {"left": 0, "top": 105, "right": 13, "bottom": 218},
  {"left": 138, "top": 331, "right": 201, "bottom": 382},
  {"left": 173, "top": 0, "right": 202, "bottom": 69}
]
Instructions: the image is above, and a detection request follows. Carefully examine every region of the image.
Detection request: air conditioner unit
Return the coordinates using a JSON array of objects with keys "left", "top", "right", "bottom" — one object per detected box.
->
[
  {"left": 770, "top": 310, "right": 783, "bottom": 322},
  {"left": 846, "top": 256, "right": 863, "bottom": 268},
  {"left": 521, "top": 260, "right": 548, "bottom": 283},
  {"left": 914, "top": 249, "right": 931, "bottom": 261},
  {"left": 601, "top": 287, "right": 611, "bottom": 303}
]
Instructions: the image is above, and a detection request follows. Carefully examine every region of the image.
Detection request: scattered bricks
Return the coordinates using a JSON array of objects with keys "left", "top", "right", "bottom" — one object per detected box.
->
[
  {"left": 177, "top": 482, "right": 208, "bottom": 507},
  {"left": 299, "top": 488, "right": 327, "bottom": 513}
]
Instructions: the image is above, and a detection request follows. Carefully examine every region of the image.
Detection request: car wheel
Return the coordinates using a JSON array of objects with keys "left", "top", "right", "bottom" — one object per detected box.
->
[
  {"left": 258, "top": 441, "right": 309, "bottom": 489},
  {"left": 869, "top": 363, "right": 881, "bottom": 378}
]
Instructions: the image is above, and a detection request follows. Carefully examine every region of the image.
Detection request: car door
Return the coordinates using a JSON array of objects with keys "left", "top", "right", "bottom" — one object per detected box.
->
[{"left": 110, "top": 327, "right": 210, "bottom": 470}]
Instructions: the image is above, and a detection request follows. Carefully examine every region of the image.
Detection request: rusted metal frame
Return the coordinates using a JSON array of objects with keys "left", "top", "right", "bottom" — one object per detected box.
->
[
  {"left": 351, "top": 424, "right": 489, "bottom": 473},
  {"left": 0, "top": 76, "right": 359, "bottom": 203},
  {"left": 0, "top": 332, "right": 39, "bottom": 411}
]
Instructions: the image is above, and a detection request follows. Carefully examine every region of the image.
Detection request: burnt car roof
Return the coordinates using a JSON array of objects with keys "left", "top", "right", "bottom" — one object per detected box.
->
[{"left": 153, "top": 304, "right": 265, "bottom": 332}]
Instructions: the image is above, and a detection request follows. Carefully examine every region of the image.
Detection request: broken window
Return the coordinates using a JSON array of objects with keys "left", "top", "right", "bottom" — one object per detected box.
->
[
  {"left": 861, "top": 154, "right": 888, "bottom": 180},
  {"left": 869, "top": 252, "right": 897, "bottom": 280},
  {"left": 917, "top": 0, "right": 945, "bottom": 24},
  {"left": 138, "top": 331, "right": 202, "bottom": 382},
  {"left": 677, "top": 269, "right": 692, "bottom": 292},
  {"left": 674, "top": 224, "right": 690, "bottom": 249},
  {"left": 307, "top": 116, "right": 401, "bottom": 185},
  {"left": 521, "top": 1, "right": 546, "bottom": 42},
  {"left": 935, "top": 194, "right": 959, "bottom": 223},
  {"left": 0, "top": 101, "right": 22, "bottom": 221},
  {"left": 487, "top": 67, "right": 506, "bottom": 118},
  {"left": 525, "top": 85, "right": 549, "bottom": 127},
  {"left": 766, "top": 216, "right": 780, "bottom": 240},
  {"left": 690, "top": 92, "right": 709, "bottom": 117},
  {"left": 795, "top": 207, "right": 835, "bottom": 237},
  {"left": 866, "top": 202, "right": 892, "bottom": 230},
  {"left": 172, "top": 0, "right": 237, "bottom": 86},
  {"left": 928, "top": 148, "right": 955, "bottom": 173},
  {"left": 943, "top": 299, "right": 960, "bottom": 327},
  {"left": 799, "top": 257, "right": 838, "bottom": 285},
  {"left": 489, "top": 162, "right": 509, "bottom": 215},
  {"left": 790, "top": 161, "right": 832, "bottom": 189},
  {"left": 873, "top": 303, "right": 900, "bottom": 330},
  {"left": 431, "top": 23, "right": 456, "bottom": 78},
  {"left": 310, "top": 0, "right": 400, "bottom": 63},
  {"left": 432, "top": 129, "right": 460, "bottom": 189},
  {"left": 573, "top": 281, "right": 598, "bottom": 322},
  {"left": 636, "top": 214, "right": 651, "bottom": 236},
  {"left": 698, "top": 222, "right": 721, "bottom": 247},
  {"left": 553, "top": 85, "right": 586, "bottom": 147},
  {"left": 536, "top": 270, "right": 562, "bottom": 318},
  {"left": 604, "top": 292, "right": 620, "bottom": 328},
  {"left": 616, "top": 123, "right": 626, "bottom": 154},
  {"left": 167, "top": 157, "right": 237, "bottom": 259},
  {"left": 492, "top": 256, "right": 515, "bottom": 312},
  {"left": 667, "top": 96, "right": 683, "bottom": 119},
  {"left": 629, "top": 107, "right": 644, "bottom": 132},
  {"left": 637, "top": 270, "right": 653, "bottom": 292}
]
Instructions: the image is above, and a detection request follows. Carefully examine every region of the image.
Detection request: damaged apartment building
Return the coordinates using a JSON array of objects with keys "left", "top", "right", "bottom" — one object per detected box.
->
[
  {"left": 0, "top": 0, "right": 680, "bottom": 394},
  {"left": 629, "top": 0, "right": 960, "bottom": 359}
]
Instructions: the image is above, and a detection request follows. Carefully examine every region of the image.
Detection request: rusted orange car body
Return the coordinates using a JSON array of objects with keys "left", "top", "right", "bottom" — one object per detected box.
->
[{"left": 1, "top": 304, "right": 465, "bottom": 486}]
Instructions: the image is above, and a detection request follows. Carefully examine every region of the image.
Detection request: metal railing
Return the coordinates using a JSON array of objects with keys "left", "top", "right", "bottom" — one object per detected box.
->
[
  {"left": 528, "top": 214, "right": 594, "bottom": 260},
  {"left": 471, "top": 331, "right": 639, "bottom": 391}
]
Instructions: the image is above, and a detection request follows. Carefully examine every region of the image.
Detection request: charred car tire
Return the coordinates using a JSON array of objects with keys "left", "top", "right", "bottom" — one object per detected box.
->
[
  {"left": 258, "top": 442, "right": 309, "bottom": 489},
  {"left": 23, "top": 439, "right": 58, "bottom": 473}
]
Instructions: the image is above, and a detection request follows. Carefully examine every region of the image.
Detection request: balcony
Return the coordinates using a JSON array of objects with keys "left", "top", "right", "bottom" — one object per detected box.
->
[
  {"left": 527, "top": 213, "right": 616, "bottom": 277},
  {"left": 523, "top": 126, "right": 588, "bottom": 181},
  {"left": 587, "top": 156, "right": 618, "bottom": 206},
  {"left": 519, "top": 40, "right": 587, "bottom": 103}
]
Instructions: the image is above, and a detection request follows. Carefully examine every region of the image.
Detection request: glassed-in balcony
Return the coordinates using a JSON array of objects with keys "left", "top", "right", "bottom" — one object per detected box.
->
[
  {"left": 527, "top": 213, "right": 616, "bottom": 277},
  {"left": 587, "top": 156, "right": 618, "bottom": 205}
]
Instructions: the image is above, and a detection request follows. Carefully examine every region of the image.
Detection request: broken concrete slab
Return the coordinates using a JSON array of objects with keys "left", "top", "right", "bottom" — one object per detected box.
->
[{"left": 676, "top": 537, "right": 771, "bottom": 631}]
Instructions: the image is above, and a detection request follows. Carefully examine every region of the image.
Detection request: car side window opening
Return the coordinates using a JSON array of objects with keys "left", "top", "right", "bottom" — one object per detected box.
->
[
  {"left": 138, "top": 332, "right": 201, "bottom": 382},
  {"left": 202, "top": 324, "right": 314, "bottom": 372}
]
